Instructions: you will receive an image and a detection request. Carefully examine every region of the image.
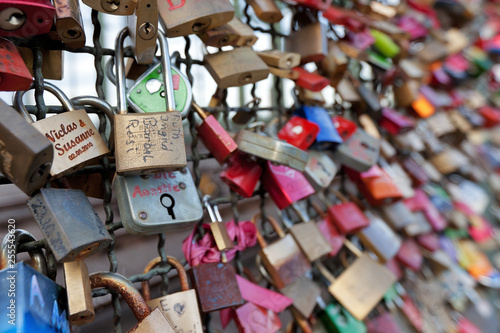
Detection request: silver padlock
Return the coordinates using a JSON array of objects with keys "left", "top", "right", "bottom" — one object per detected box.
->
[{"left": 304, "top": 150, "right": 339, "bottom": 191}]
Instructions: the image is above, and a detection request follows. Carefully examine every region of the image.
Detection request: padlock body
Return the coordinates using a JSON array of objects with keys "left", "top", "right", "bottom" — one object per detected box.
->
[
  {"left": 328, "top": 202, "right": 370, "bottom": 234},
  {"left": 0, "top": 262, "right": 70, "bottom": 332},
  {"left": 279, "top": 275, "right": 320, "bottom": 318},
  {"left": 259, "top": 234, "right": 311, "bottom": 289},
  {"left": 289, "top": 222, "right": 332, "bottom": 262},
  {"left": 245, "top": 0, "right": 283, "bottom": 23},
  {"left": 114, "top": 112, "right": 187, "bottom": 175},
  {"left": 262, "top": 162, "right": 315, "bottom": 210},
  {"left": 158, "top": 0, "right": 234, "bottom": 37},
  {"left": 190, "top": 262, "right": 244, "bottom": 312},
  {"left": 320, "top": 303, "right": 367, "bottom": 333},
  {"left": 286, "top": 22, "right": 327, "bottom": 64},
  {"left": 115, "top": 169, "right": 203, "bottom": 234},
  {"left": 0, "top": 38, "right": 33, "bottom": 90},
  {"left": 198, "top": 115, "right": 237, "bottom": 164},
  {"left": 357, "top": 216, "right": 401, "bottom": 263},
  {"left": 333, "top": 129, "right": 379, "bottom": 172},
  {"left": 277, "top": 116, "right": 319, "bottom": 150},
  {"left": 210, "top": 221, "right": 234, "bottom": 251},
  {"left": 0, "top": 99, "right": 53, "bottom": 196},
  {"left": 396, "top": 239, "right": 423, "bottom": 271},
  {"left": 53, "top": 0, "right": 86, "bottom": 49},
  {"left": 31, "top": 109, "right": 109, "bottom": 178},
  {"left": 292, "top": 68, "right": 330, "bottom": 92},
  {"left": 127, "top": 0, "right": 158, "bottom": 65},
  {"left": 294, "top": 106, "right": 343, "bottom": 149},
  {"left": 0, "top": 0, "right": 55, "bottom": 37},
  {"left": 220, "top": 152, "right": 262, "bottom": 198},
  {"left": 129, "top": 308, "right": 176, "bottom": 333},
  {"left": 304, "top": 151, "right": 338, "bottom": 190},
  {"left": 28, "top": 188, "right": 112, "bottom": 262},
  {"left": 147, "top": 290, "right": 203, "bottom": 333},
  {"left": 233, "top": 302, "right": 282, "bottom": 333}
]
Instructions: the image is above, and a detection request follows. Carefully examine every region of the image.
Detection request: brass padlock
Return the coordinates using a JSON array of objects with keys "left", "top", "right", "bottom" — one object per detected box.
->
[
  {"left": 81, "top": 0, "right": 136, "bottom": 15},
  {"left": 320, "top": 41, "right": 348, "bottom": 87},
  {"left": 245, "top": 0, "right": 283, "bottom": 23},
  {"left": 0, "top": 98, "right": 53, "bottom": 196},
  {"left": 316, "top": 240, "right": 396, "bottom": 320},
  {"left": 204, "top": 47, "right": 270, "bottom": 89},
  {"left": 14, "top": 82, "right": 110, "bottom": 178},
  {"left": 158, "top": 0, "right": 234, "bottom": 37},
  {"left": 63, "top": 260, "right": 94, "bottom": 325},
  {"left": 142, "top": 256, "right": 202, "bottom": 333},
  {"left": 18, "top": 47, "right": 64, "bottom": 80},
  {"left": 114, "top": 28, "right": 187, "bottom": 175},
  {"left": 297, "top": 87, "right": 326, "bottom": 105},
  {"left": 89, "top": 272, "right": 175, "bottom": 332},
  {"left": 127, "top": 0, "right": 158, "bottom": 64},
  {"left": 204, "top": 195, "right": 234, "bottom": 252},
  {"left": 257, "top": 50, "right": 301, "bottom": 69},
  {"left": 53, "top": 0, "right": 86, "bottom": 49},
  {"left": 198, "top": 17, "right": 257, "bottom": 48},
  {"left": 286, "top": 11, "right": 327, "bottom": 64}
]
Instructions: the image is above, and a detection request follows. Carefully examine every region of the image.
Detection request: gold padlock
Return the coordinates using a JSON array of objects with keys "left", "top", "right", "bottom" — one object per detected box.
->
[
  {"left": 63, "top": 260, "right": 94, "bottom": 326},
  {"left": 127, "top": 0, "right": 158, "bottom": 64},
  {"left": 158, "top": 0, "right": 234, "bottom": 37},
  {"left": 257, "top": 50, "right": 301, "bottom": 69},
  {"left": 198, "top": 17, "right": 257, "bottom": 48},
  {"left": 245, "top": 0, "right": 283, "bottom": 23},
  {"left": 81, "top": 0, "right": 136, "bottom": 15},
  {"left": 142, "top": 256, "right": 203, "bottom": 333},
  {"left": 53, "top": 0, "right": 86, "bottom": 48},
  {"left": 204, "top": 47, "right": 269, "bottom": 89},
  {"left": 204, "top": 195, "right": 234, "bottom": 252}
]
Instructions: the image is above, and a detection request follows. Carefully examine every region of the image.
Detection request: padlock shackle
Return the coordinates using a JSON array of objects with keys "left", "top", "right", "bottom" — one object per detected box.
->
[
  {"left": 288, "top": 307, "right": 313, "bottom": 333},
  {"left": 0, "top": 229, "right": 47, "bottom": 276},
  {"left": 290, "top": 202, "right": 311, "bottom": 223},
  {"left": 255, "top": 254, "right": 275, "bottom": 285},
  {"left": 315, "top": 261, "right": 336, "bottom": 286},
  {"left": 115, "top": 28, "right": 129, "bottom": 115},
  {"left": 251, "top": 213, "right": 285, "bottom": 249},
  {"left": 192, "top": 102, "right": 208, "bottom": 120},
  {"left": 71, "top": 96, "right": 115, "bottom": 120},
  {"left": 141, "top": 256, "right": 190, "bottom": 301},
  {"left": 90, "top": 272, "right": 151, "bottom": 321},
  {"left": 310, "top": 201, "right": 326, "bottom": 219},
  {"left": 14, "top": 82, "right": 77, "bottom": 123},
  {"left": 158, "top": 30, "right": 176, "bottom": 113},
  {"left": 203, "top": 195, "right": 221, "bottom": 223},
  {"left": 342, "top": 239, "right": 363, "bottom": 258}
]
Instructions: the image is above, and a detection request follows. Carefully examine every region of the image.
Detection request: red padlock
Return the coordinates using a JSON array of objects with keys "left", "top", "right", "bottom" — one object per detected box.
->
[
  {"left": 366, "top": 312, "right": 402, "bottom": 333},
  {"left": 319, "top": 191, "right": 370, "bottom": 235},
  {"left": 233, "top": 302, "right": 282, "bottom": 333},
  {"left": 404, "top": 189, "right": 429, "bottom": 212},
  {"left": 311, "top": 201, "right": 345, "bottom": 257},
  {"left": 0, "top": 0, "right": 55, "bottom": 37},
  {"left": 379, "top": 108, "right": 415, "bottom": 135},
  {"left": 332, "top": 115, "right": 357, "bottom": 141},
  {"left": 323, "top": 7, "right": 366, "bottom": 32},
  {"left": 357, "top": 165, "right": 403, "bottom": 206},
  {"left": 193, "top": 102, "right": 238, "bottom": 164},
  {"left": 277, "top": 116, "right": 320, "bottom": 150},
  {"left": 220, "top": 151, "right": 262, "bottom": 198},
  {"left": 0, "top": 38, "right": 32, "bottom": 91},
  {"left": 478, "top": 106, "right": 500, "bottom": 128},
  {"left": 292, "top": 67, "right": 330, "bottom": 92},
  {"left": 416, "top": 233, "right": 440, "bottom": 252},
  {"left": 396, "top": 239, "right": 423, "bottom": 271},
  {"left": 261, "top": 161, "right": 315, "bottom": 210}
]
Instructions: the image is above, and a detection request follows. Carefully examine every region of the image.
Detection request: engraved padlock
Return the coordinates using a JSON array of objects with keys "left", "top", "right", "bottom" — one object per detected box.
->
[
  {"left": 0, "top": 0, "right": 55, "bottom": 36},
  {"left": 158, "top": 0, "right": 234, "bottom": 37},
  {"left": 114, "top": 28, "right": 187, "bottom": 175},
  {"left": 53, "top": 0, "right": 86, "bottom": 49},
  {"left": 127, "top": 0, "right": 158, "bottom": 64},
  {"left": 0, "top": 98, "right": 52, "bottom": 196},
  {"left": 14, "top": 82, "right": 110, "bottom": 178},
  {"left": 0, "top": 37, "right": 32, "bottom": 91},
  {"left": 28, "top": 188, "right": 112, "bottom": 262},
  {"left": 115, "top": 169, "right": 203, "bottom": 234},
  {"left": 142, "top": 256, "right": 202, "bottom": 332}
]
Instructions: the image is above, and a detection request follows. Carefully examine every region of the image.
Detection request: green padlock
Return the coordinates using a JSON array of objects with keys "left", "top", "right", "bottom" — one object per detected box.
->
[
  {"left": 370, "top": 29, "right": 400, "bottom": 59},
  {"left": 317, "top": 297, "right": 367, "bottom": 333},
  {"left": 127, "top": 61, "right": 193, "bottom": 117}
]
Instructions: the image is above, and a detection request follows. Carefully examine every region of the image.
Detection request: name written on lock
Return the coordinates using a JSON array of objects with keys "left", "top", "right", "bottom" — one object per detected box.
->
[
  {"left": 132, "top": 172, "right": 183, "bottom": 198},
  {"left": 43, "top": 119, "right": 96, "bottom": 159}
]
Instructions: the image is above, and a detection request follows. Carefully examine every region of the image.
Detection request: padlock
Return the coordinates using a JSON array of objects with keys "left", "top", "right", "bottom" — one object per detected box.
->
[
  {"left": 0, "top": 230, "right": 71, "bottom": 333},
  {"left": 311, "top": 201, "right": 345, "bottom": 257},
  {"left": 245, "top": 0, "right": 282, "bottom": 23},
  {"left": 221, "top": 17, "right": 258, "bottom": 47},
  {"left": 332, "top": 115, "right": 357, "bottom": 141},
  {"left": 253, "top": 214, "right": 312, "bottom": 290},
  {"left": 357, "top": 210, "right": 402, "bottom": 263},
  {"left": 15, "top": 82, "right": 110, "bottom": 178},
  {"left": 142, "top": 256, "right": 202, "bottom": 332},
  {"left": 0, "top": 98, "right": 52, "bottom": 196},
  {"left": 395, "top": 239, "right": 423, "bottom": 271},
  {"left": 384, "top": 285, "right": 423, "bottom": 333},
  {"left": 262, "top": 161, "right": 315, "bottom": 210},
  {"left": 0, "top": 0, "right": 55, "bottom": 36},
  {"left": 370, "top": 29, "right": 400, "bottom": 58},
  {"left": 268, "top": 66, "right": 300, "bottom": 80},
  {"left": 416, "top": 233, "right": 440, "bottom": 252},
  {"left": 296, "top": 87, "right": 325, "bottom": 105},
  {"left": 257, "top": 50, "right": 301, "bottom": 69},
  {"left": 294, "top": 105, "right": 343, "bottom": 149},
  {"left": 127, "top": 0, "right": 157, "bottom": 65},
  {"left": 379, "top": 108, "right": 415, "bottom": 135},
  {"left": 89, "top": 272, "right": 175, "bottom": 332},
  {"left": 82, "top": 0, "right": 136, "bottom": 15},
  {"left": 203, "top": 196, "right": 234, "bottom": 252},
  {"left": 17, "top": 47, "right": 64, "bottom": 80},
  {"left": 304, "top": 151, "right": 339, "bottom": 191},
  {"left": 204, "top": 47, "right": 269, "bottom": 89},
  {"left": 350, "top": 165, "right": 402, "bottom": 206},
  {"left": 115, "top": 168, "right": 203, "bottom": 234},
  {"left": 158, "top": 0, "right": 233, "bottom": 37},
  {"left": 380, "top": 160, "right": 415, "bottom": 199},
  {"left": 380, "top": 201, "right": 416, "bottom": 230},
  {"left": 233, "top": 302, "right": 282, "bottom": 333},
  {"left": 63, "top": 260, "right": 94, "bottom": 325},
  {"left": 235, "top": 126, "right": 310, "bottom": 171},
  {"left": 365, "top": 312, "right": 400, "bottom": 333},
  {"left": 0, "top": 38, "right": 32, "bottom": 91},
  {"left": 189, "top": 256, "right": 244, "bottom": 313},
  {"left": 429, "top": 147, "right": 469, "bottom": 175},
  {"left": 333, "top": 129, "right": 380, "bottom": 172},
  {"left": 286, "top": 13, "right": 327, "bottom": 64},
  {"left": 346, "top": 73, "right": 382, "bottom": 121},
  {"left": 198, "top": 17, "right": 257, "bottom": 48},
  {"left": 191, "top": 102, "right": 237, "bottom": 164},
  {"left": 277, "top": 116, "right": 320, "bottom": 150},
  {"left": 403, "top": 211, "right": 433, "bottom": 237},
  {"left": 292, "top": 67, "right": 330, "bottom": 92},
  {"left": 319, "top": 191, "right": 370, "bottom": 235},
  {"left": 320, "top": 41, "right": 348, "bottom": 87},
  {"left": 28, "top": 188, "right": 112, "bottom": 262},
  {"left": 281, "top": 203, "right": 333, "bottom": 262},
  {"left": 402, "top": 155, "right": 430, "bottom": 187},
  {"left": 394, "top": 79, "right": 419, "bottom": 109},
  {"left": 220, "top": 151, "right": 262, "bottom": 198},
  {"left": 316, "top": 297, "right": 367, "bottom": 333},
  {"left": 316, "top": 241, "right": 396, "bottom": 321},
  {"left": 53, "top": 0, "right": 85, "bottom": 49},
  {"left": 115, "top": 28, "right": 187, "bottom": 175}
]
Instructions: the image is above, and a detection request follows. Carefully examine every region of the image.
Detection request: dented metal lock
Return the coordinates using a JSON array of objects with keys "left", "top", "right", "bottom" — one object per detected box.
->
[
  {"left": 0, "top": 0, "right": 55, "bottom": 36},
  {"left": 28, "top": 188, "right": 112, "bottom": 262},
  {"left": 115, "top": 168, "right": 203, "bottom": 235},
  {"left": 0, "top": 98, "right": 53, "bottom": 196},
  {"left": 115, "top": 28, "right": 187, "bottom": 175},
  {"left": 142, "top": 256, "right": 202, "bottom": 332},
  {"left": 53, "top": 0, "right": 86, "bottom": 49},
  {"left": 0, "top": 37, "right": 32, "bottom": 91},
  {"left": 15, "top": 82, "right": 110, "bottom": 178},
  {"left": 0, "top": 230, "right": 71, "bottom": 332}
]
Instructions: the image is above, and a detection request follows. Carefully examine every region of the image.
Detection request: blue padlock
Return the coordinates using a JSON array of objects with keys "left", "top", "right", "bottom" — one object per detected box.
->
[
  {"left": 293, "top": 105, "right": 343, "bottom": 150},
  {"left": 0, "top": 230, "right": 70, "bottom": 333}
]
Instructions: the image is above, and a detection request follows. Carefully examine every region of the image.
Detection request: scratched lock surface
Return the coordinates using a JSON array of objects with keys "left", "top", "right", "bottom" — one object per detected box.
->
[{"left": 114, "top": 168, "right": 203, "bottom": 235}]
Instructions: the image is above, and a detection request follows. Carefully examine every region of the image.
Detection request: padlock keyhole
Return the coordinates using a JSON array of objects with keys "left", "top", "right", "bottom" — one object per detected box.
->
[{"left": 160, "top": 193, "right": 176, "bottom": 219}]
